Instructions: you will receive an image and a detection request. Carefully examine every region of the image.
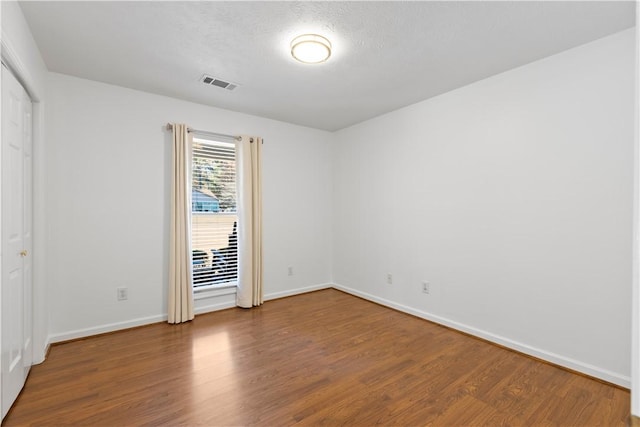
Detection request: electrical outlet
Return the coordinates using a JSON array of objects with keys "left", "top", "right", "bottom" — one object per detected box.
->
[
  {"left": 422, "top": 281, "right": 430, "bottom": 294},
  {"left": 117, "top": 287, "right": 128, "bottom": 301},
  {"left": 387, "top": 273, "right": 393, "bottom": 285},
  {"left": 288, "top": 266, "right": 293, "bottom": 276}
]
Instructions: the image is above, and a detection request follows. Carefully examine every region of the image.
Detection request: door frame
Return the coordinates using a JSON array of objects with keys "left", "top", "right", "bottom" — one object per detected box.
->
[
  {"left": 1, "top": 60, "right": 34, "bottom": 419},
  {"left": 1, "top": 24, "right": 47, "bottom": 372}
]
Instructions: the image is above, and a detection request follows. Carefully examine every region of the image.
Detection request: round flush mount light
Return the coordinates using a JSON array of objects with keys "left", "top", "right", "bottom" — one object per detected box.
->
[{"left": 291, "top": 34, "right": 332, "bottom": 64}]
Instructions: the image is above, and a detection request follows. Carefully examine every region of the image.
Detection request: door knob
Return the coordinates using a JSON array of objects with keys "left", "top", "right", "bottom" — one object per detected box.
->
[{"left": 20, "top": 250, "right": 27, "bottom": 257}]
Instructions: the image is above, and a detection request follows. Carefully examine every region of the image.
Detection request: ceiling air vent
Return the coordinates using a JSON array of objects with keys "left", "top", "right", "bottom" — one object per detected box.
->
[{"left": 200, "top": 74, "right": 238, "bottom": 91}]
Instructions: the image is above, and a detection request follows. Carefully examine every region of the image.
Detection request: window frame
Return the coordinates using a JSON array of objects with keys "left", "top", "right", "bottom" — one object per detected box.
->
[{"left": 190, "top": 136, "right": 239, "bottom": 292}]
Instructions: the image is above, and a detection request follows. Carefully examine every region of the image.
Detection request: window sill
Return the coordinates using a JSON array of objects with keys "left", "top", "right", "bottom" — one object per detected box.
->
[{"left": 194, "top": 283, "right": 237, "bottom": 300}]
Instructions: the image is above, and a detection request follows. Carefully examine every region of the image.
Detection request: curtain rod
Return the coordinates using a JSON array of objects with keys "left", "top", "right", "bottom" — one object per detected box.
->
[{"left": 165, "top": 123, "right": 240, "bottom": 141}]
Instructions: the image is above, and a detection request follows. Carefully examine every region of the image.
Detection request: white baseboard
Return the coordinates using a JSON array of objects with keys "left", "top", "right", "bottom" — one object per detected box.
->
[
  {"left": 46, "top": 283, "right": 332, "bottom": 346},
  {"left": 48, "top": 314, "right": 167, "bottom": 344},
  {"left": 32, "top": 336, "right": 51, "bottom": 365},
  {"left": 194, "top": 300, "right": 236, "bottom": 315},
  {"left": 265, "top": 283, "right": 332, "bottom": 301},
  {"left": 46, "top": 282, "right": 625, "bottom": 388},
  {"left": 332, "top": 283, "right": 631, "bottom": 389},
  {"left": 196, "top": 283, "right": 333, "bottom": 312}
]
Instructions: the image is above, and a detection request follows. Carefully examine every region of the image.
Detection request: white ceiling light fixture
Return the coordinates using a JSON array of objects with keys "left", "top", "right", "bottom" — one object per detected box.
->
[{"left": 291, "top": 34, "right": 332, "bottom": 64}]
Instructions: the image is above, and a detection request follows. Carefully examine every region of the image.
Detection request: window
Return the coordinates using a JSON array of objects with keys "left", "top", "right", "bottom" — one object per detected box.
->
[{"left": 191, "top": 137, "right": 238, "bottom": 289}]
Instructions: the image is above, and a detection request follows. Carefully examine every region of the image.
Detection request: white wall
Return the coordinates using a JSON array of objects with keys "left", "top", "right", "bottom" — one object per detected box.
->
[
  {"left": 45, "top": 73, "right": 333, "bottom": 341},
  {"left": 1, "top": 1, "right": 49, "bottom": 363},
  {"left": 332, "top": 29, "right": 635, "bottom": 387}
]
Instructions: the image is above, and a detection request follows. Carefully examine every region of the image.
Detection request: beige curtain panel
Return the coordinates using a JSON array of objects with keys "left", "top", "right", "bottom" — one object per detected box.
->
[
  {"left": 168, "top": 123, "right": 195, "bottom": 323},
  {"left": 236, "top": 135, "right": 264, "bottom": 308}
]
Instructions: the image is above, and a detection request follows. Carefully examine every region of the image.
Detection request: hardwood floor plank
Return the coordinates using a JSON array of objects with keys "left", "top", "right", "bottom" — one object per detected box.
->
[{"left": 3, "top": 289, "right": 630, "bottom": 426}]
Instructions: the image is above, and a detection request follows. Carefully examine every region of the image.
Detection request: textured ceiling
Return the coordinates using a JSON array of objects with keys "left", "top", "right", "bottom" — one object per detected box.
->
[{"left": 19, "top": 1, "right": 635, "bottom": 131}]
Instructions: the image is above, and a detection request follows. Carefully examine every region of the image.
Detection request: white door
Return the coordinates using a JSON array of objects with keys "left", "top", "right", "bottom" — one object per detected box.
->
[{"left": 1, "top": 64, "right": 33, "bottom": 419}]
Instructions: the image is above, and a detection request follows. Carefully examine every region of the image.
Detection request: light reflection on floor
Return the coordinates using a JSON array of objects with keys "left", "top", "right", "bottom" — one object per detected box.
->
[{"left": 190, "top": 329, "right": 241, "bottom": 419}]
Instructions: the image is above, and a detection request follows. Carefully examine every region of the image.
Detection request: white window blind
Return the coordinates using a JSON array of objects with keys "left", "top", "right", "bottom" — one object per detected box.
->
[{"left": 191, "top": 137, "right": 238, "bottom": 288}]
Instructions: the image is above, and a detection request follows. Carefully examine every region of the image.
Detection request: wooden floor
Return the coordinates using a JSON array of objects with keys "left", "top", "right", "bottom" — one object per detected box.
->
[{"left": 4, "top": 289, "right": 630, "bottom": 426}]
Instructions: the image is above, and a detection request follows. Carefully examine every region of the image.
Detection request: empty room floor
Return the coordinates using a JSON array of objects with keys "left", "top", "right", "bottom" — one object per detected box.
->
[{"left": 4, "top": 289, "right": 630, "bottom": 426}]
